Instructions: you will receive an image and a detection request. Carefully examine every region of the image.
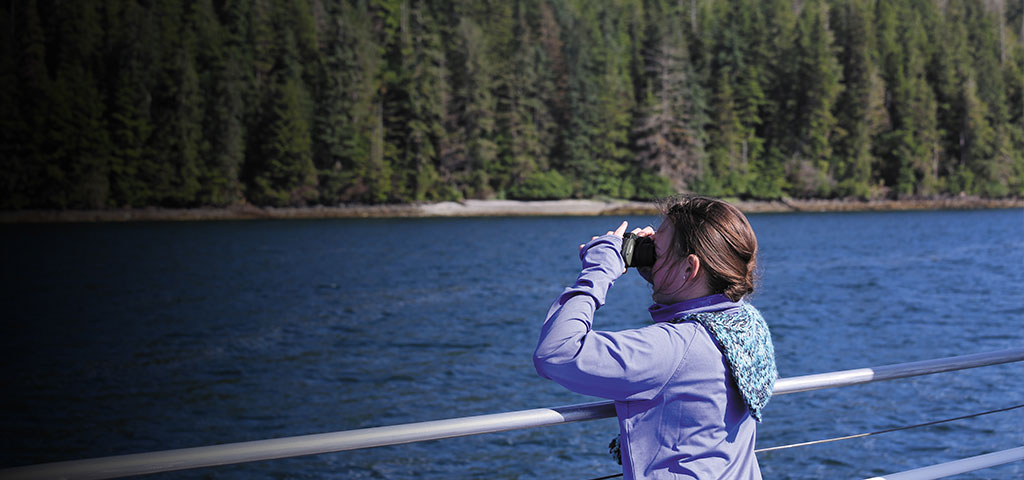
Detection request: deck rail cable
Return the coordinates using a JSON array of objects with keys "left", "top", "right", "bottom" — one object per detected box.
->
[
  {"left": 2, "top": 348, "right": 1022, "bottom": 480},
  {"left": 753, "top": 403, "right": 1024, "bottom": 453},
  {"left": 585, "top": 403, "right": 1024, "bottom": 480},
  {"left": 587, "top": 446, "right": 1024, "bottom": 480}
]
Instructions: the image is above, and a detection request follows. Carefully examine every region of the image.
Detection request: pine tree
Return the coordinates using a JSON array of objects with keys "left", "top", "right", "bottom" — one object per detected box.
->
[
  {"left": 244, "top": 0, "right": 318, "bottom": 206},
  {"left": 1005, "top": 0, "right": 1024, "bottom": 195},
  {"left": 439, "top": 14, "right": 497, "bottom": 199},
  {"left": 247, "top": 74, "right": 318, "bottom": 206},
  {"left": 702, "top": 0, "right": 771, "bottom": 196},
  {"left": 930, "top": 0, "right": 971, "bottom": 194},
  {"left": 962, "top": 0, "right": 1013, "bottom": 196},
  {"left": 105, "top": 0, "right": 156, "bottom": 207},
  {"left": 376, "top": 0, "right": 445, "bottom": 202},
  {"left": 0, "top": 3, "right": 16, "bottom": 207},
  {"left": 560, "top": 0, "right": 636, "bottom": 198},
  {"left": 633, "top": 0, "right": 705, "bottom": 194},
  {"left": 786, "top": 0, "right": 843, "bottom": 197},
  {"left": 496, "top": 0, "right": 562, "bottom": 199},
  {"left": 831, "top": 0, "right": 887, "bottom": 198},
  {"left": 192, "top": 0, "right": 244, "bottom": 206},
  {"left": 42, "top": 0, "right": 112, "bottom": 208},
  {"left": 314, "top": 0, "right": 385, "bottom": 204},
  {"left": 0, "top": 0, "right": 44, "bottom": 208},
  {"left": 703, "top": 69, "right": 745, "bottom": 196},
  {"left": 146, "top": 0, "right": 203, "bottom": 206},
  {"left": 875, "top": 0, "right": 941, "bottom": 197}
]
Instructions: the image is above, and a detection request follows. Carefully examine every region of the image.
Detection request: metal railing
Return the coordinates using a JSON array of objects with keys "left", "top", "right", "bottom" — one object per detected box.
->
[
  {"left": 2, "top": 348, "right": 1022, "bottom": 480},
  {"left": 864, "top": 446, "right": 1024, "bottom": 480}
]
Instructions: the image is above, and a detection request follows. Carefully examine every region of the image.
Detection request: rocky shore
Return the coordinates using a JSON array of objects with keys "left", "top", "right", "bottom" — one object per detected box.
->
[{"left": 1, "top": 197, "right": 1020, "bottom": 223}]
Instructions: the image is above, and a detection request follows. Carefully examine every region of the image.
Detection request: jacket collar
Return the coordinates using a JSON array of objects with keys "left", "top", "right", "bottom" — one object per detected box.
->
[{"left": 648, "top": 294, "right": 739, "bottom": 323}]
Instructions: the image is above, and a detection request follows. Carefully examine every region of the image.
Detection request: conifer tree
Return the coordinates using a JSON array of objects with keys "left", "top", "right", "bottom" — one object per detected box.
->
[
  {"left": 376, "top": 0, "right": 445, "bottom": 202},
  {"left": 961, "top": 0, "right": 1013, "bottom": 196},
  {"left": 930, "top": 0, "right": 972, "bottom": 193},
  {"left": 702, "top": 0, "right": 770, "bottom": 196},
  {"left": 875, "top": 0, "right": 941, "bottom": 197},
  {"left": 0, "top": 4, "right": 16, "bottom": 207},
  {"left": 0, "top": 0, "right": 44, "bottom": 207},
  {"left": 247, "top": 73, "right": 319, "bottom": 206},
  {"left": 42, "top": 0, "right": 112, "bottom": 208},
  {"left": 314, "top": 0, "right": 385, "bottom": 204},
  {"left": 1005, "top": 1, "right": 1024, "bottom": 195},
  {"left": 147, "top": 0, "right": 203, "bottom": 206},
  {"left": 704, "top": 69, "right": 746, "bottom": 196},
  {"left": 561, "top": 0, "right": 636, "bottom": 198},
  {"left": 440, "top": 15, "right": 497, "bottom": 199},
  {"left": 787, "top": 0, "right": 843, "bottom": 197},
  {"left": 105, "top": 0, "right": 156, "bottom": 207},
  {"left": 192, "top": 0, "right": 244, "bottom": 206},
  {"left": 831, "top": 0, "right": 887, "bottom": 198},
  {"left": 244, "top": 0, "right": 318, "bottom": 206},
  {"left": 633, "top": 0, "right": 705, "bottom": 194},
  {"left": 497, "top": 0, "right": 562, "bottom": 199}
]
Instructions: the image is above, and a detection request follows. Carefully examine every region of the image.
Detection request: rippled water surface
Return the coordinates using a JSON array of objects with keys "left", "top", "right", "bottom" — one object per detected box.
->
[{"left": 2, "top": 209, "right": 1022, "bottom": 479}]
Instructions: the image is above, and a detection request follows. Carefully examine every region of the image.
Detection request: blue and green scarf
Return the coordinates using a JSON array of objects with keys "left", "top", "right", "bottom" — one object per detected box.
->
[{"left": 672, "top": 302, "right": 777, "bottom": 421}]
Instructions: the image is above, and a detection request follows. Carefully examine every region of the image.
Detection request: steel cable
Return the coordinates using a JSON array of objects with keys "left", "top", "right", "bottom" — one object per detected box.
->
[{"left": 583, "top": 403, "right": 1024, "bottom": 480}]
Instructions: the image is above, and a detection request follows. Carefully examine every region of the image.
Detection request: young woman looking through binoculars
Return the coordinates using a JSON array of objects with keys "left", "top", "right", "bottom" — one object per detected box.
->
[{"left": 534, "top": 195, "right": 777, "bottom": 480}]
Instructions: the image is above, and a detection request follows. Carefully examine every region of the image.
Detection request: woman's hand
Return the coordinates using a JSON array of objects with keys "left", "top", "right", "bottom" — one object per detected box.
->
[
  {"left": 630, "top": 225, "right": 656, "bottom": 284},
  {"left": 579, "top": 221, "right": 630, "bottom": 250},
  {"left": 575, "top": 221, "right": 630, "bottom": 274},
  {"left": 630, "top": 225, "right": 655, "bottom": 238}
]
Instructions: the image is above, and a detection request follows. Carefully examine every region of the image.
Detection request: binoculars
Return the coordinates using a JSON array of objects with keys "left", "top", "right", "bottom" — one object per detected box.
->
[{"left": 621, "top": 233, "right": 656, "bottom": 268}]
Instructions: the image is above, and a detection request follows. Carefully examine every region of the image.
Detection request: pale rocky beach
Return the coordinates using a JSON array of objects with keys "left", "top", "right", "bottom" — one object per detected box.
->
[{"left": 1, "top": 196, "right": 1020, "bottom": 223}]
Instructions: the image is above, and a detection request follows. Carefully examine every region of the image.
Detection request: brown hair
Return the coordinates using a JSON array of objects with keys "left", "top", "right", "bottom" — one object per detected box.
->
[{"left": 659, "top": 195, "right": 758, "bottom": 301}]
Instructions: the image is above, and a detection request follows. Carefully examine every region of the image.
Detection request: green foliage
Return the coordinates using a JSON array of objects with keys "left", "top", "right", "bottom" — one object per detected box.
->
[
  {"left": 633, "top": 0, "right": 706, "bottom": 193},
  {"left": 630, "top": 172, "right": 677, "bottom": 200},
  {"left": 246, "top": 75, "right": 318, "bottom": 206},
  {"left": 2, "top": 0, "right": 1022, "bottom": 210},
  {"left": 507, "top": 170, "right": 573, "bottom": 200},
  {"left": 830, "top": 0, "right": 884, "bottom": 198},
  {"left": 784, "top": 0, "right": 843, "bottom": 197}
]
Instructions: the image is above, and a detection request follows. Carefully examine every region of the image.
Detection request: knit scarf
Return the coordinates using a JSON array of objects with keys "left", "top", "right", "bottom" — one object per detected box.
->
[{"left": 672, "top": 303, "right": 777, "bottom": 421}]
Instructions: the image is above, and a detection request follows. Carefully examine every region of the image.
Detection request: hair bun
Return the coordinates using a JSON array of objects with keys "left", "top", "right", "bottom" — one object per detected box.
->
[{"left": 660, "top": 195, "right": 758, "bottom": 302}]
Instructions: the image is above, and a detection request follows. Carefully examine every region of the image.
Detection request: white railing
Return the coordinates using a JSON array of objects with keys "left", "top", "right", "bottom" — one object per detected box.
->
[
  {"left": 865, "top": 446, "right": 1024, "bottom": 480},
  {"left": 2, "top": 348, "right": 1022, "bottom": 480}
]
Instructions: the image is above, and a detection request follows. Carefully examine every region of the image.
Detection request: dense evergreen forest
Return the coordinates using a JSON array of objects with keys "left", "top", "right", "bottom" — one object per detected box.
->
[{"left": 1, "top": 0, "right": 1022, "bottom": 208}]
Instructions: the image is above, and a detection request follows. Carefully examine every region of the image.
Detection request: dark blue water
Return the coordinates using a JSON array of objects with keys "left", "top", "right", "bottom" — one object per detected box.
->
[{"left": 2, "top": 209, "right": 1022, "bottom": 479}]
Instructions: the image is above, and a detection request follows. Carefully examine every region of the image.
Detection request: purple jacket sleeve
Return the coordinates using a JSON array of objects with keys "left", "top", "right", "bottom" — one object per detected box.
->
[{"left": 533, "top": 235, "right": 690, "bottom": 402}]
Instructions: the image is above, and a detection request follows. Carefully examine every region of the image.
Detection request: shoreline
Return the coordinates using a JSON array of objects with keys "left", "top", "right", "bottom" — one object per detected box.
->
[{"left": 0, "top": 197, "right": 1020, "bottom": 223}]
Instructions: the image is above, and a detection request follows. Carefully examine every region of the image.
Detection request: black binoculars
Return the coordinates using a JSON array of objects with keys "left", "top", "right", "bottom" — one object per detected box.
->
[{"left": 621, "top": 233, "right": 656, "bottom": 268}]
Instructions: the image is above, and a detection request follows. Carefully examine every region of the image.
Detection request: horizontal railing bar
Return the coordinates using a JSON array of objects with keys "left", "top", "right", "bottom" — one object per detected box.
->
[
  {"left": 3, "top": 348, "right": 1022, "bottom": 480},
  {"left": 863, "top": 446, "right": 1024, "bottom": 480},
  {"left": 773, "top": 347, "right": 1024, "bottom": 395},
  {"left": 0, "top": 402, "right": 617, "bottom": 480}
]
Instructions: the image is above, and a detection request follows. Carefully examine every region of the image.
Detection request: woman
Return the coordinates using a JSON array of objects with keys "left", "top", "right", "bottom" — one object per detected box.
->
[{"left": 534, "top": 195, "right": 776, "bottom": 479}]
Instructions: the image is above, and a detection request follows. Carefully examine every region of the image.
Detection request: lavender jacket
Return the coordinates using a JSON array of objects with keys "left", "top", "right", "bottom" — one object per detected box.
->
[{"left": 534, "top": 235, "right": 762, "bottom": 479}]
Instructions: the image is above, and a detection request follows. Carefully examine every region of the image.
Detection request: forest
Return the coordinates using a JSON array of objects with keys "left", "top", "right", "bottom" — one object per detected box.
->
[{"left": 1, "top": 0, "right": 1022, "bottom": 208}]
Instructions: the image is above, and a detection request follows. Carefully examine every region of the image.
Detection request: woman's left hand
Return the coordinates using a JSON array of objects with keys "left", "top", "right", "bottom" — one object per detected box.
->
[{"left": 579, "top": 221, "right": 629, "bottom": 250}]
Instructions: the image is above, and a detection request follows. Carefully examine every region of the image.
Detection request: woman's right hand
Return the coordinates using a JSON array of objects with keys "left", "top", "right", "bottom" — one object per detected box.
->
[
  {"left": 631, "top": 225, "right": 656, "bottom": 284},
  {"left": 579, "top": 221, "right": 630, "bottom": 251}
]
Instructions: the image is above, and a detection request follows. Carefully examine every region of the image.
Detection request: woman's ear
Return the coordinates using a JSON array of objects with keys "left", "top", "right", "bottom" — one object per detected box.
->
[{"left": 685, "top": 254, "right": 701, "bottom": 282}]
